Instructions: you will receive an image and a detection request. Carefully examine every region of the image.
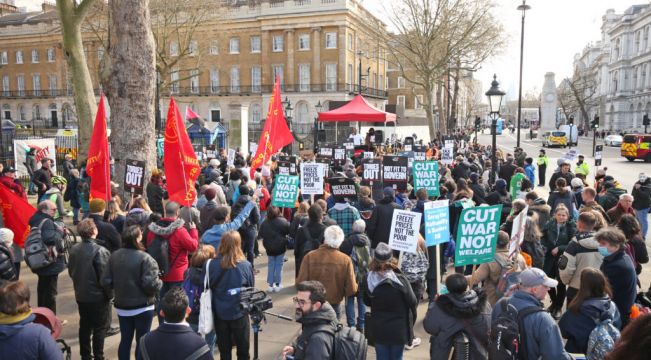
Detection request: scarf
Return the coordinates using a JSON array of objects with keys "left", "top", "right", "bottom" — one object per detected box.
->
[{"left": 367, "top": 270, "right": 402, "bottom": 293}]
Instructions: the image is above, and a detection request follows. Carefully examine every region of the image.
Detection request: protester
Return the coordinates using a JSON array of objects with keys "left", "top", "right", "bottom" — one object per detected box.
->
[
  {"left": 146, "top": 169, "right": 167, "bottom": 215},
  {"left": 606, "top": 193, "right": 636, "bottom": 225},
  {"left": 632, "top": 172, "right": 651, "bottom": 239},
  {"left": 581, "top": 187, "right": 610, "bottom": 222},
  {"left": 498, "top": 155, "right": 516, "bottom": 185},
  {"left": 500, "top": 199, "right": 527, "bottom": 235},
  {"left": 0, "top": 228, "right": 17, "bottom": 281},
  {"left": 294, "top": 204, "right": 327, "bottom": 278},
  {"left": 231, "top": 184, "right": 260, "bottom": 266},
  {"left": 65, "top": 169, "right": 82, "bottom": 225},
  {"left": 259, "top": 206, "right": 290, "bottom": 292},
  {"left": 400, "top": 234, "right": 429, "bottom": 303},
  {"left": 571, "top": 177, "right": 585, "bottom": 209},
  {"left": 289, "top": 202, "right": 309, "bottom": 240},
  {"left": 88, "top": 199, "right": 122, "bottom": 253},
  {"left": 485, "top": 179, "right": 512, "bottom": 224},
  {"left": 338, "top": 219, "right": 371, "bottom": 332},
  {"left": 575, "top": 154, "right": 590, "bottom": 177},
  {"left": 520, "top": 216, "right": 545, "bottom": 269},
  {"left": 183, "top": 244, "right": 217, "bottom": 352},
  {"left": 525, "top": 191, "right": 551, "bottom": 229},
  {"left": 0, "top": 166, "right": 26, "bottom": 199},
  {"left": 598, "top": 181, "right": 626, "bottom": 213},
  {"left": 548, "top": 160, "right": 574, "bottom": 192},
  {"left": 328, "top": 195, "right": 361, "bottom": 237},
  {"left": 33, "top": 158, "right": 53, "bottom": 200},
  {"left": 367, "top": 187, "right": 401, "bottom": 249},
  {"left": 201, "top": 201, "right": 254, "bottom": 250},
  {"left": 605, "top": 314, "right": 651, "bottom": 360},
  {"left": 199, "top": 187, "right": 220, "bottom": 234},
  {"left": 548, "top": 178, "right": 577, "bottom": 215},
  {"left": 617, "top": 214, "right": 649, "bottom": 275},
  {"left": 43, "top": 176, "right": 68, "bottom": 220}
]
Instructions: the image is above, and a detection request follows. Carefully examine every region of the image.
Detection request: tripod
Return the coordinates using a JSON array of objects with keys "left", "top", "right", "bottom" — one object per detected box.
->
[{"left": 250, "top": 310, "right": 293, "bottom": 360}]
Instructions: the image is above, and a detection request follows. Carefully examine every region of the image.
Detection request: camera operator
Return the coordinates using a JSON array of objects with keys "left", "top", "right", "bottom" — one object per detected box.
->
[
  {"left": 208, "top": 230, "right": 254, "bottom": 360},
  {"left": 281, "top": 281, "right": 337, "bottom": 360}
]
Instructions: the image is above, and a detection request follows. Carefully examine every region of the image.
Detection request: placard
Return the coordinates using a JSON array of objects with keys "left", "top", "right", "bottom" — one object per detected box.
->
[
  {"left": 362, "top": 159, "right": 382, "bottom": 184},
  {"left": 328, "top": 177, "right": 357, "bottom": 201},
  {"left": 300, "top": 163, "right": 325, "bottom": 195},
  {"left": 413, "top": 145, "right": 426, "bottom": 161},
  {"left": 441, "top": 147, "right": 454, "bottom": 165},
  {"left": 562, "top": 148, "right": 578, "bottom": 161},
  {"left": 382, "top": 156, "right": 408, "bottom": 191},
  {"left": 413, "top": 161, "right": 440, "bottom": 196},
  {"left": 388, "top": 210, "right": 422, "bottom": 254},
  {"left": 508, "top": 206, "right": 529, "bottom": 256},
  {"left": 595, "top": 145, "right": 603, "bottom": 166},
  {"left": 277, "top": 161, "right": 291, "bottom": 176},
  {"left": 455, "top": 205, "right": 502, "bottom": 266},
  {"left": 319, "top": 146, "right": 333, "bottom": 158},
  {"left": 445, "top": 140, "right": 454, "bottom": 148},
  {"left": 13, "top": 138, "right": 57, "bottom": 177},
  {"left": 249, "top": 142, "right": 257, "bottom": 156},
  {"left": 227, "top": 149, "right": 236, "bottom": 167},
  {"left": 272, "top": 175, "right": 299, "bottom": 208},
  {"left": 123, "top": 159, "right": 146, "bottom": 195},
  {"left": 363, "top": 152, "right": 374, "bottom": 159},
  {"left": 424, "top": 200, "right": 450, "bottom": 247},
  {"left": 344, "top": 142, "right": 355, "bottom": 151},
  {"left": 206, "top": 145, "right": 216, "bottom": 159},
  {"left": 315, "top": 157, "right": 330, "bottom": 178},
  {"left": 333, "top": 146, "right": 347, "bottom": 165}
]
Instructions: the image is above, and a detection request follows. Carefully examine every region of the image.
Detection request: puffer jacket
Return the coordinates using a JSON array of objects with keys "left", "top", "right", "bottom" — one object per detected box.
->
[
  {"left": 146, "top": 218, "right": 199, "bottom": 283},
  {"left": 291, "top": 302, "right": 337, "bottom": 360},
  {"left": 0, "top": 313, "right": 63, "bottom": 360},
  {"left": 259, "top": 217, "right": 290, "bottom": 256},
  {"left": 559, "top": 297, "right": 621, "bottom": 354},
  {"left": 528, "top": 198, "right": 551, "bottom": 229},
  {"left": 0, "top": 242, "right": 16, "bottom": 281},
  {"left": 102, "top": 248, "right": 162, "bottom": 310},
  {"left": 27, "top": 211, "right": 66, "bottom": 277},
  {"left": 598, "top": 187, "right": 627, "bottom": 213},
  {"left": 68, "top": 238, "right": 113, "bottom": 303},
  {"left": 558, "top": 232, "right": 603, "bottom": 290},
  {"left": 424, "top": 289, "right": 491, "bottom": 360},
  {"left": 541, "top": 219, "right": 576, "bottom": 277}
]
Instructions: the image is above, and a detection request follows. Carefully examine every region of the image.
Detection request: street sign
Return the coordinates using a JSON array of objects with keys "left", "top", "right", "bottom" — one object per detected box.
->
[
  {"left": 595, "top": 145, "right": 603, "bottom": 166},
  {"left": 124, "top": 159, "right": 146, "bottom": 195}
]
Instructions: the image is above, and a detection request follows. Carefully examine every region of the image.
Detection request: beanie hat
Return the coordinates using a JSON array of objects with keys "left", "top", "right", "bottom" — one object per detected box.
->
[
  {"left": 571, "top": 178, "right": 584, "bottom": 189},
  {"left": 126, "top": 208, "right": 150, "bottom": 227},
  {"left": 0, "top": 228, "right": 14, "bottom": 246},
  {"left": 469, "top": 172, "right": 479, "bottom": 183},
  {"left": 495, "top": 179, "right": 507, "bottom": 191},
  {"left": 89, "top": 198, "right": 106, "bottom": 214},
  {"left": 204, "top": 187, "right": 217, "bottom": 201},
  {"left": 383, "top": 186, "right": 395, "bottom": 199},
  {"left": 374, "top": 243, "right": 392, "bottom": 262}
]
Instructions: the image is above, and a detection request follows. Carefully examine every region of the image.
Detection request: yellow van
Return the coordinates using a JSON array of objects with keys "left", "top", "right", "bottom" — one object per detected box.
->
[{"left": 542, "top": 131, "right": 567, "bottom": 148}]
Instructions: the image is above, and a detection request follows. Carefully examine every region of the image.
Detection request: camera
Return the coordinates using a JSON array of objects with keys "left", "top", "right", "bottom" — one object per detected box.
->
[{"left": 238, "top": 287, "right": 273, "bottom": 325}]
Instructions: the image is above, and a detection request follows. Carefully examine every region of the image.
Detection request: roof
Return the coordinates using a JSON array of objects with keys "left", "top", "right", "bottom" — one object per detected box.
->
[
  {"left": 0, "top": 9, "right": 57, "bottom": 26},
  {"left": 318, "top": 95, "right": 397, "bottom": 123}
]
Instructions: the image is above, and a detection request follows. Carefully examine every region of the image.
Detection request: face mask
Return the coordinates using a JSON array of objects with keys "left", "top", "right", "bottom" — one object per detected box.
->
[
  {"left": 598, "top": 246, "right": 612, "bottom": 257},
  {"left": 641, "top": 176, "right": 648, "bottom": 183}
]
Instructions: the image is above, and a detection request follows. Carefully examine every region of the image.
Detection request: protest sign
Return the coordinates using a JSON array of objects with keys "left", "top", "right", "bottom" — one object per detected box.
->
[
  {"left": 272, "top": 175, "right": 299, "bottom": 208},
  {"left": 328, "top": 177, "right": 357, "bottom": 201},
  {"left": 595, "top": 145, "right": 603, "bottom": 167},
  {"left": 333, "top": 146, "right": 347, "bottom": 165},
  {"left": 455, "top": 205, "right": 502, "bottom": 266},
  {"left": 363, "top": 151, "right": 374, "bottom": 159},
  {"left": 413, "top": 145, "right": 426, "bottom": 161},
  {"left": 344, "top": 142, "right": 355, "bottom": 151},
  {"left": 362, "top": 159, "right": 382, "bottom": 184},
  {"left": 424, "top": 200, "right": 449, "bottom": 247},
  {"left": 445, "top": 140, "right": 454, "bottom": 148},
  {"left": 13, "top": 138, "right": 57, "bottom": 177},
  {"left": 205, "top": 145, "right": 216, "bottom": 159},
  {"left": 388, "top": 210, "right": 422, "bottom": 254},
  {"left": 279, "top": 155, "right": 297, "bottom": 163},
  {"left": 441, "top": 147, "right": 454, "bottom": 165},
  {"left": 413, "top": 161, "right": 440, "bottom": 196},
  {"left": 300, "top": 163, "right": 325, "bottom": 195},
  {"left": 508, "top": 206, "right": 529, "bottom": 256},
  {"left": 227, "top": 149, "right": 236, "bottom": 167},
  {"left": 382, "top": 156, "right": 408, "bottom": 191},
  {"left": 562, "top": 148, "right": 578, "bottom": 161},
  {"left": 315, "top": 157, "right": 330, "bottom": 178},
  {"left": 249, "top": 142, "right": 257, "bottom": 156},
  {"left": 319, "top": 145, "right": 333, "bottom": 158},
  {"left": 277, "top": 161, "right": 291, "bottom": 175},
  {"left": 123, "top": 159, "right": 146, "bottom": 195}
]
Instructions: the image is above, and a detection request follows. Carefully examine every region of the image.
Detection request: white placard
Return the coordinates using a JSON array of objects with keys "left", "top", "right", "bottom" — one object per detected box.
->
[
  {"left": 227, "top": 149, "right": 236, "bottom": 167},
  {"left": 388, "top": 210, "right": 422, "bottom": 254},
  {"left": 508, "top": 206, "right": 529, "bottom": 256},
  {"left": 300, "top": 163, "right": 325, "bottom": 195},
  {"left": 441, "top": 147, "right": 454, "bottom": 165},
  {"left": 249, "top": 142, "right": 258, "bottom": 156},
  {"left": 13, "top": 138, "right": 57, "bottom": 177},
  {"left": 363, "top": 152, "right": 374, "bottom": 159}
]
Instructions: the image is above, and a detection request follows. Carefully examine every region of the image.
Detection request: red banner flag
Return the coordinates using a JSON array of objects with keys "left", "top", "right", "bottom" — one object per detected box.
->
[
  {"left": 0, "top": 184, "right": 36, "bottom": 248},
  {"left": 185, "top": 106, "right": 201, "bottom": 121},
  {"left": 250, "top": 76, "right": 294, "bottom": 179},
  {"left": 164, "top": 97, "right": 201, "bottom": 206},
  {"left": 86, "top": 94, "right": 111, "bottom": 202}
]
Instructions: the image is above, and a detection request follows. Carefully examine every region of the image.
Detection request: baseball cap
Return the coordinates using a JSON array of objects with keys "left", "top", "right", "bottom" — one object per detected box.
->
[
  {"left": 520, "top": 268, "right": 558, "bottom": 288},
  {"left": 2, "top": 166, "right": 16, "bottom": 174},
  {"left": 571, "top": 178, "right": 584, "bottom": 188}
]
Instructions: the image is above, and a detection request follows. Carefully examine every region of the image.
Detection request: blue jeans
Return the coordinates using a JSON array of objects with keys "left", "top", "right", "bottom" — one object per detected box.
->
[
  {"left": 375, "top": 343, "right": 404, "bottom": 360},
  {"left": 267, "top": 254, "right": 284, "bottom": 286},
  {"left": 117, "top": 310, "right": 154, "bottom": 360},
  {"left": 345, "top": 292, "right": 366, "bottom": 329},
  {"left": 637, "top": 208, "right": 649, "bottom": 240},
  {"left": 72, "top": 207, "right": 80, "bottom": 222},
  {"left": 189, "top": 322, "right": 216, "bottom": 355}
]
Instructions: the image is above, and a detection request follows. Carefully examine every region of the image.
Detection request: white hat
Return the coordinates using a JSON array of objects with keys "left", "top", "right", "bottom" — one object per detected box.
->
[
  {"left": 0, "top": 228, "right": 15, "bottom": 246},
  {"left": 209, "top": 159, "right": 220, "bottom": 167},
  {"left": 571, "top": 178, "right": 584, "bottom": 188}
]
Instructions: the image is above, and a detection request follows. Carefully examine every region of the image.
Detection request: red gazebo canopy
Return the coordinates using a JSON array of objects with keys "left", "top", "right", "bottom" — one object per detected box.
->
[{"left": 318, "top": 95, "right": 397, "bottom": 123}]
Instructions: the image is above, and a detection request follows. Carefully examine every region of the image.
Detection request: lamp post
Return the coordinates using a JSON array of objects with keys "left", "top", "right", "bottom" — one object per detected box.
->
[
  {"left": 485, "top": 74, "right": 506, "bottom": 185},
  {"left": 314, "top": 100, "right": 322, "bottom": 153},
  {"left": 568, "top": 115, "right": 575, "bottom": 147},
  {"left": 282, "top": 97, "right": 293, "bottom": 153},
  {"left": 515, "top": 0, "right": 530, "bottom": 148}
]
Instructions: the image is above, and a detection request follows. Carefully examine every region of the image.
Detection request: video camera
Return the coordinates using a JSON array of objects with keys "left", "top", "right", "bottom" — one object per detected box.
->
[{"left": 238, "top": 287, "right": 273, "bottom": 324}]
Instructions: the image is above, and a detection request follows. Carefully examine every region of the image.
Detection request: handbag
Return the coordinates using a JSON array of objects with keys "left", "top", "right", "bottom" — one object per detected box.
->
[{"left": 198, "top": 259, "right": 214, "bottom": 335}]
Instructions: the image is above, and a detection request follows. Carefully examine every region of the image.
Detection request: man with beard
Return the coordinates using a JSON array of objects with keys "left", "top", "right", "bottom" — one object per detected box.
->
[{"left": 281, "top": 281, "right": 339, "bottom": 360}]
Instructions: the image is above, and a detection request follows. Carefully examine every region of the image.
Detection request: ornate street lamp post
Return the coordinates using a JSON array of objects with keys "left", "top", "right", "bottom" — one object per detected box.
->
[
  {"left": 485, "top": 74, "right": 506, "bottom": 185},
  {"left": 314, "top": 100, "right": 322, "bottom": 152}
]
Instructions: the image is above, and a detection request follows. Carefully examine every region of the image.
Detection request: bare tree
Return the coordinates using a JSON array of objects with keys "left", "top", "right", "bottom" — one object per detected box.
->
[
  {"left": 56, "top": 0, "right": 99, "bottom": 163},
  {"left": 557, "top": 76, "right": 597, "bottom": 129}
]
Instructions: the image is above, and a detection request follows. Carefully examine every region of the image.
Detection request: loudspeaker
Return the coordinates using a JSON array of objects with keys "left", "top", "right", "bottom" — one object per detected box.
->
[{"left": 374, "top": 130, "right": 384, "bottom": 144}]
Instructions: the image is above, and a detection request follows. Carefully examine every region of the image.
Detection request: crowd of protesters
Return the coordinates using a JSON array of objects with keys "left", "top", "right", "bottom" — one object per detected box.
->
[{"left": 0, "top": 128, "right": 650, "bottom": 360}]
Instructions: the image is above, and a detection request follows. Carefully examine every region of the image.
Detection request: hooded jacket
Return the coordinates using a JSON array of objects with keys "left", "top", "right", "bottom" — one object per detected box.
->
[
  {"left": 424, "top": 289, "right": 491, "bottom": 360},
  {"left": 547, "top": 188, "right": 577, "bottom": 214},
  {"left": 199, "top": 200, "right": 219, "bottom": 234},
  {"left": 291, "top": 302, "right": 337, "bottom": 360},
  {"left": 469, "top": 248, "right": 527, "bottom": 306},
  {"left": 146, "top": 218, "right": 199, "bottom": 283},
  {"left": 632, "top": 180, "right": 651, "bottom": 210},
  {"left": 0, "top": 312, "right": 63, "bottom": 360},
  {"left": 559, "top": 297, "right": 621, "bottom": 354},
  {"left": 259, "top": 216, "right": 290, "bottom": 256},
  {"left": 529, "top": 197, "right": 551, "bottom": 229},
  {"left": 558, "top": 232, "right": 603, "bottom": 290},
  {"left": 598, "top": 187, "right": 627, "bottom": 213},
  {"left": 89, "top": 214, "right": 121, "bottom": 253},
  {"left": 601, "top": 250, "right": 637, "bottom": 325},
  {"left": 339, "top": 231, "right": 371, "bottom": 257},
  {"left": 366, "top": 197, "right": 400, "bottom": 249}
]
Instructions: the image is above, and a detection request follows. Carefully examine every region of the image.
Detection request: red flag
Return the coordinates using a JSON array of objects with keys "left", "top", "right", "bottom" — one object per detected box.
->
[
  {"left": 250, "top": 76, "right": 294, "bottom": 179},
  {"left": 164, "top": 97, "right": 201, "bottom": 206},
  {"left": 86, "top": 94, "right": 111, "bottom": 201},
  {"left": 0, "top": 183, "right": 36, "bottom": 248},
  {"left": 185, "top": 106, "right": 201, "bottom": 121}
]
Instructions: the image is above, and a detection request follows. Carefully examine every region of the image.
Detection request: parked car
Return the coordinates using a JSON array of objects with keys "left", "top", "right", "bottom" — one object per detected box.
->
[
  {"left": 542, "top": 131, "right": 568, "bottom": 147},
  {"left": 604, "top": 134, "right": 623, "bottom": 147}
]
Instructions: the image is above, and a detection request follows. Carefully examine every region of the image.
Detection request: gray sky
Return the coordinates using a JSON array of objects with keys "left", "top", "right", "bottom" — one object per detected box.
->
[{"left": 17, "top": 0, "right": 639, "bottom": 100}]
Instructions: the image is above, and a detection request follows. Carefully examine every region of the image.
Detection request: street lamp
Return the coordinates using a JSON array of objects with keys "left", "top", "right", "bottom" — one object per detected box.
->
[
  {"left": 485, "top": 74, "right": 506, "bottom": 185},
  {"left": 515, "top": 0, "right": 531, "bottom": 148},
  {"left": 282, "top": 97, "right": 293, "bottom": 153},
  {"left": 568, "top": 115, "right": 575, "bottom": 147},
  {"left": 314, "top": 100, "right": 323, "bottom": 152}
]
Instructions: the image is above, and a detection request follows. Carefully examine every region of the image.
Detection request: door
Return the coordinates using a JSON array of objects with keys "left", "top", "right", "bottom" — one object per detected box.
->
[
  {"left": 210, "top": 109, "right": 221, "bottom": 122},
  {"left": 51, "top": 110, "right": 58, "bottom": 128}
]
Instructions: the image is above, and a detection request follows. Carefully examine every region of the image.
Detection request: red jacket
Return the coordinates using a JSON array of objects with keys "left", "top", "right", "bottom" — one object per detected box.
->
[
  {"left": 0, "top": 176, "right": 26, "bottom": 199},
  {"left": 146, "top": 217, "right": 199, "bottom": 283}
]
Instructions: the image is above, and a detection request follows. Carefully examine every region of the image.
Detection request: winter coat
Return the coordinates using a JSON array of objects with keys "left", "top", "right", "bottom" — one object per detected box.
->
[
  {"left": 110, "top": 214, "right": 126, "bottom": 235},
  {"left": 27, "top": 211, "right": 66, "bottom": 277},
  {"left": 0, "top": 242, "right": 16, "bottom": 281},
  {"left": 580, "top": 200, "right": 610, "bottom": 224},
  {"left": 559, "top": 297, "right": 621, "bottom": 354},
  {"left": 259, "top": 217, "right": 290, "bottom": 256},
  {"left": 424, "top": 289, "right": 491, "bottom": 360},
  {"left": 68, "top": 238, "right": 113, "bottom": 303},
  {"left": 294, "top": 221, "right": 327, "bottom": 277},
  {"left": 606, "top": 204, "right": 636, "bottom": 225},
  {"left": 528, "top": 198, "right": 551, "bottom": 229},
  {"left": 547, "top": 189, "right": 577, "bottom": 214},
  {"left": 102, "top": 248, "right": 162, "bottom": 310},
  {"left": 525, "top": 164, "right": 535, "bottom": 185},
  {"left": 201, "top": 202, "right": 254, "bottom": 250},
  {"left": 600, "top": 250, "right": 637, "bottom": 324},
  {"left": 492, "top": 290, "right": 573, "bottom": 360},
  {"left": 289, "top": 213, "right": 309, "bottom": 239},
  {"left": 199, "top": 201, "right": 220, "bottom": 234},
  {"left": 140, "top": 322, "right": 213, "bottom": 360},
  {"left": 485, "top": 190, "right": 512, "bottom": 225},
  {"left": 469, "top": 248, "right": 527, "bottom": 306},
  {"left": 231, "top": 194, "right": 260, "bottom": 231},
  {"left": 499, "top": 161, "right": 517, "bottom": 184},
  {"left": 362, "top": 270, "right": 417, "bottom": 346},
  {"left": 521, "top": 238, "right": 545, "bottom": 270},
  {"left": 366, "top": 197, "right": 400, "bottom": 249},
  {"left": 184, "top": 266, "right": 206, "bottom": 325},
  {"left": 558, "top": 232, "right": 603, "bottom": 290},
  {"left": 339, "top": 231, "right": 371, "bottom": 257},
  {"left": 541, "top": 219, "right": 576, "bottom": 277},
  {"left": 89, "top": 214, "right": 122, "bottom": 253},
  {"left": 146, "top": 181, "right": 167, "bottom": 215},
  {"left": 291, "top": 302, "right": 337, "bottom": 360},
  {"left": 146, "top": 217, "right": 199, "bottom": 283},
  {"left": 469, "top": 182, "right": 486, "bottom": 205},
  {"left": 297, "top": 245, "right": 357, "bottom": 305},
  {"left": 625, "top": 234, "right": 649, "bottom": 274},
  {"left": 548, "top": 170, "right": 574, "bottom": 192},
  {"left": 400, "top": 249, "right": 429, "bottom": 284},
  {"left": 0, "top": 313, "right": 63, "bottom": 360},
  {"left": 0, "top": 175, "right": 26, "bottom": 199},
  {"left": 32, "top": 167, "right": 51, "bottom": 197},
  {"left": 632, "top": 180, "right": 651, "bottom": 210},
  {"left": 598, "top": 187, "right": 627, "bottom": 214},
  {"left": 207, "top": 257, "right": 254, "bottom": 321}
]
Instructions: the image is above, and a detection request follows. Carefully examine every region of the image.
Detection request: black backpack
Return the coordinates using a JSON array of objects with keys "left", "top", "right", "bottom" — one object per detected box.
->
[
  {"left": 24, "top": 219, "right": 57, "bottom": 271},
  {"left": 301, "top": 226, "right": 322, "bottom": 258},
  {"left": 147, "top": 234, "right": 179, "bottom": 277},
  {"left": 0, "top": 243, "right": 16, "bottom": 281},
  {"left": 316, "top": 323, "right": 368, "bottom": 360},
  {"left": 488, "top": 300, "right": 542, "bottom": 360}
]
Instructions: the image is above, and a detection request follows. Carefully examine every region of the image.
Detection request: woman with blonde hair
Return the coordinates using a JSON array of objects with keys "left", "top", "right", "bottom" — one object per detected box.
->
[
  {"left": 184, "top": 244, "right": 217, "bottom": 352},
  {"left": 107, "top": 199, "right": 127, "bottom": 233},
  {"left": 207, "top": 231, "right": 254, "bottom": 359},
  {"left": 128, "top": 196, "right": 152, "bottom": 213}
]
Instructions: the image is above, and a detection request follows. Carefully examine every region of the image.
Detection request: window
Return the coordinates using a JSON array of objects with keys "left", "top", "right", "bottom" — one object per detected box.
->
[
  {"left": 251, "top": 66, "right": 261, "bottom": 92},
  {"left": 326, "top": 63, "right": 337, "bottom": 91},
  {"left": 170, "top": 70, "right": 179, "bottom": 93},
  {"left": 47, "top": 48, "right": 55, "bottom": 62},
  {"left": 347, "top": 63, "right": 353, "bottom": 89},
  {"left": 30, "top": 74, "right": 40, "bottom": 96},
  {"left": 636, "top": 31, "right": 641, "bottom": 53},
  {"left": 229, "top": 38, "right": 240, "bottom": 54},
  {"left": 415, "top": 95, "right": 423, "bottom": 109},
  {"left": 31, "top": 49, "right": 39, "bottom": 63},
  {"left": 379, "top": 75, "right": 384, "bottom": 90},
  {"left": 612, "top": 71, "right": 618, "bottom": 93},
  {"left": 16, "top": 50, "right": 23, "bottom": 64},
  {"left": 325, "top": 32, "right": 337, "bottom": 49},
  {"left": 190, "top": 69, "right": 199, "bottom": 93},
  {"left": 48, "top": 74, "right": 57, "bottom": 96},
  {"left": 272, "top": 65, "right": 284, "bottom": 86},
  {"left": 189, "top": 40, "right": 198, "bottom": 56},
  {"left": 230, "top": 67, "right": 240, "bottom": 93},
  {"left": 16, "top": 75, "right": 24, "bottom": 96},
  {"left": 210, "top": 68, "right": 219, "bottom": 93},
  {"left": 298, "top": 34, "right": 310, "bottom": 50},
  {"left": 397, "top": 76, "right": 405, "bottom": 88},
  {"left": 299, "top": 64, "right": 310, "bottom": 92},
  {"left": 643, "top": 64, "right": 648, "bottom": 89},
  {"left": 347, "top": 33, "right": 353, "bottom": 50},
  {"left": 32, "top": 104, "right": 40, "bottom": 120},
  {"left": 272, "top": 35, "right": 284, "bottom": 52},
  {"left": 209, "top": 40, "right": 219, "bottom": 55},
  {"left": 250, "top": 103, "right": 262, "bottom": 123},
  {"left": 170, "top": 41, "right": 179, "bottom": 56},
  {"left": 97, "top": 47, "right": 104, "bottom": 60},
  {"left": 18, "top": 105, "right": 25, "bottom": 121},
  {"left": 250, "top": 36, "right": 261, "bottom": 53},
  {"left": 296, "top": 102, "right": 309, "bottom": 124},
  {"left": 2, "top": 75, "right": 9, "bottom": 97},
  {"left": 397, "top": 95, "right": 405, "bottom": 108},
  {"left": 0, "top": 51, "right": 7, "bottom": 65}
]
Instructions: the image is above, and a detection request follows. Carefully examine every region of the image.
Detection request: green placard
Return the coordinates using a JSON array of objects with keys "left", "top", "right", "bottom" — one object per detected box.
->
[
  {"left": 272, "top": 175, "right": 299, "bottom": 208},
  {"left": 412, "top": 161, "right": 440, "bottom": 196},
  {"left": 454, "top": 204, "right": 503, "bottom": 267}
]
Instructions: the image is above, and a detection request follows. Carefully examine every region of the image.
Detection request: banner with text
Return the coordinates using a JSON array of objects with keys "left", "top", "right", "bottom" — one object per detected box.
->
[
  {"left": 388, "top": 210, "right": 422, "bottom": 254},
  {"left": 300, "top": 163, "right": 325, "bottom": 195},
  {"left": 328, "top": 177, "right": 357, "bottom": 202},
  {"left": 272, "top": 175, "right": 299, "bottom": 208},
  {"left": 124, "top": 159, "right": 146, "bottom": 195},
  {"left": 454, "top": 205, "right": 502, "bottom": 266},
  {"left": 382, "top": 156, "right": 408, "bottom": 191},
  {"left": 413, "top": 161, "right": 440, "bottom": 196},
  {"left": 424, "top": 200, "right": 449, "bottom": 247}
]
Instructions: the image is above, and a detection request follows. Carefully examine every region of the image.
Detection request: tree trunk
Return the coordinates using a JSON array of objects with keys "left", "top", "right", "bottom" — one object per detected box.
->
[
  {"left": 425, "top": 85, "right": 437, "bottom": 141},
  {"left": 56, "top": 0, "right": 98, "bottom": 163},
  {"left": 107, "top": 0, "right": 157, "bottom": 197},
  {"left": 436, "top": 83, "right": 446, "bottom": 135}
]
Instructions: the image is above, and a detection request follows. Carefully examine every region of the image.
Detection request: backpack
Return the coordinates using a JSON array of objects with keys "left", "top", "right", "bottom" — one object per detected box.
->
[
  {"left": 586, "top": 319, "right": 620, "bottom": 360},
  {"left": 351, "top": 244, "right": 371, "bottom": 285},
  {"left": 316, "top": 323, "right": 368, "bottom": 360},
  {"left": 182, "top": 270, "right": 202, "bottom": 316},
  {"left": 495, "top": 256, "right": 522, "bottom": 299},
  {"left": 488, "top": 300, "right": 542, "bottom": 360},
  {"left": 301, "top": 226, "right": 322, "bottom": 258},
  {"left": 147, "top": 234, "right": 180, "bottom": 277},
  {"left": 24, "top": 219, "right": 57, "bottom": 271},
  {"left": 0, "top": 243, "right": 17, "bottom": 281}
]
